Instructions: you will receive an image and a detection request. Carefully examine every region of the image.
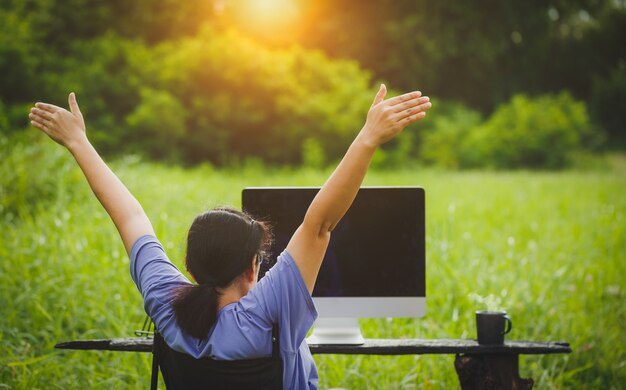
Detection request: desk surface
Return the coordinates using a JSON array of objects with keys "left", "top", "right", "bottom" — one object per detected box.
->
[{"left": 55, "top": 338, "right": 571, "bottom": 355}]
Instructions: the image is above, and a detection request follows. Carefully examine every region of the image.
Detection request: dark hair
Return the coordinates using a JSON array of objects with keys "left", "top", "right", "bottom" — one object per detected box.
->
[{"left": 172, "top": 207, "right": 272, "bottom": 339}]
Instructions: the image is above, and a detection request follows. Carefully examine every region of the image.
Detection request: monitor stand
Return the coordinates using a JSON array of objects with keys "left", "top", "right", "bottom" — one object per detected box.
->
[{"left": 306, "top": 318, "right": 365, "bottom": 345}]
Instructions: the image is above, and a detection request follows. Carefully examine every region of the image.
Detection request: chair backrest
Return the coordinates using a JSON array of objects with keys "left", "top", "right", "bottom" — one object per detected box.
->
[{"left": 151, "top": 325, "right": 283, "bottom": 390}]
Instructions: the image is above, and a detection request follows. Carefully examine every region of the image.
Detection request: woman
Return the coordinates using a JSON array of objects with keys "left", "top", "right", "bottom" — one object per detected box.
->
[{"left": 29, "top": 85, "right": 431, "bottom": 389}]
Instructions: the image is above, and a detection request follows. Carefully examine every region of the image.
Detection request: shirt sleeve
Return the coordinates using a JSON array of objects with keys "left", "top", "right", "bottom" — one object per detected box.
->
[
  {"left": 130, "top": 235, "right": 191, "bottom": 329},
  {"left": 240, "top": 250, "right": 318, "bottom": 353}
]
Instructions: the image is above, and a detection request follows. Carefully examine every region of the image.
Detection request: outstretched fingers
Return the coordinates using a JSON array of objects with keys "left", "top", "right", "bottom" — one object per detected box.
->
[
  {"left": 29, "top": 110, "right": 50, "bottom": 127},
  {"left": 396, "top": 100, "right": 432, "bottom": 120},
  {"left": 30, "top": 116, "right": 48, "bottom": 131},
  {"left": 29, "top": 105, "right": 56, "bottom": 130},
  {"left": 31, "top": 121, "right": 46, "bottom": 130},
  {"left": 30, "top": 107, "right": 53, "bottom": 121},
  {"left": 386, "top": 91, "right": 422, "bottom": 107},
  {"left": 35, "top": 102, "right": 59, "bottom": 113},
  {"left": 400, "top": 111, "right": 428, "bottom": 126},
  {"left": 392, "top": 95, "right": 430, "bottom": 113}
]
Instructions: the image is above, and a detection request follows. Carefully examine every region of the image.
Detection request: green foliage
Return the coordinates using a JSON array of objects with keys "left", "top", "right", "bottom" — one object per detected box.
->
[
  {"left": 3, "top": 0, "right": 621, "bottom": 168},
  {"left": 460, "top": 92, "right": 594, "bottom": 169},
  {"left": 128, "top": 28, "right": 373, "bottom": 165},
  {"left": 0, "top": 131, "right": 86, "bottom": 221},
  {"left": 419, "top": 102, "right": 483, "bottom": 169},
  {"left": 302, "top": 1, "right": 626, "bottom": 123},
  {"left": 591, "top": 68, "right": 626, "bottom": 148},
  {"left": 8, "top": 0, "right": 215, "bottom": 48},
  {"left": 370, "top": 130, "right": 418, "bottom": 169},
  {"left": 56, "top": 35, "right": 148, "bottom": 151},
  {"left": 0, "top": 24, "right": 376, "bottom": 166},
  {"left": 302, "top": 138, "right": 326, "bottom": 169},
  {"left": 125, "top": 88, "right": 187, "bottom": 161},
  {"left": 0, "top": 3, "right": 41, "bottom": 104},
  {"left": 0, "top": 101, "right": 9, "bottom": 131},
  {"left": 0, "top": 17, "right": 374, "bottom": 164},
  {"left": 419, "top": 93, "right": 602, "bottom": 170}
]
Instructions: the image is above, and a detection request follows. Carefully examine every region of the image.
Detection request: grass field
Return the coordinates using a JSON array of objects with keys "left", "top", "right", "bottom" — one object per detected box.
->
[{"left": 1, "top": 136, "right": 625, "bottom": 388}]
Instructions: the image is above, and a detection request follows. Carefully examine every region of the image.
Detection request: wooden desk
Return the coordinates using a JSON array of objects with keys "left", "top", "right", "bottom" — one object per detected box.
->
[{"left": 56, "top": 338, "right": 571, "bottom": 389}]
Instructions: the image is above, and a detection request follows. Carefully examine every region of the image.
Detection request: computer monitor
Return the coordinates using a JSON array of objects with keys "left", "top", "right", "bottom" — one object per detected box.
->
[{"left": 242, "top": 187, "right": 426, "bottom": 344}]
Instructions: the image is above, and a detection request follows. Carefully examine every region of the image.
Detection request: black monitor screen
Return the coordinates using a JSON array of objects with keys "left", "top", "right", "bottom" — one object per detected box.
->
[{"left": 242, "top": 187, "right": 425, "bottom": 297}]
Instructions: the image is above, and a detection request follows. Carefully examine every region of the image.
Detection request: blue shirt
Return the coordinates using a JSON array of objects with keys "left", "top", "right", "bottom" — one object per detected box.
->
[{"left": 130, "top": 235, "right": 319, "bottom": 389}]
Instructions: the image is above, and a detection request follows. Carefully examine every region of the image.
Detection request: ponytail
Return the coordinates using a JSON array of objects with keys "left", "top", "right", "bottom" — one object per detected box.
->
[
  {"left": 173, "top": 207, "right": 273, "bottom": 340},
  {"left": 172, "top": 283, "right": 220, "bottom": 339}
]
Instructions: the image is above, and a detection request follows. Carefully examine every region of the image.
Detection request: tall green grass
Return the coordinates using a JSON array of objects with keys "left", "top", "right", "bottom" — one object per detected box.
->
[{"left": 1, "top": 133, "right": 625, "bottom": 388}]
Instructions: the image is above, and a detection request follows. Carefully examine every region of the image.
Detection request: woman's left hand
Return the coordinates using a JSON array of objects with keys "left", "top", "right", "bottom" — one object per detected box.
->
[
  {"left": 360, "top": 84, "right": 432, "bottom": 148},
  {"left": 29, "top": 92, "right": 87, "bottom": 149}
]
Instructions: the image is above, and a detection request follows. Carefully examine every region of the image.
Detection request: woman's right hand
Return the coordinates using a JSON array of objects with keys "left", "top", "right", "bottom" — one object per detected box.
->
[
  {"left": 360, "top": 84, "right": 432, "bottom": 148},
  {"left": 29, "top": 92, "right": 87, "bottom": 149}
]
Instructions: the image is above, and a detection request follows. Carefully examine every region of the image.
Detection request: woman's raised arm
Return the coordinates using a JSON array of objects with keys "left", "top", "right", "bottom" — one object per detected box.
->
[
  {"left": 29, "top": 93, "right": 154, "bottom": 255},
  {"left": 286, "top": 84, "right": 432, "bottom": 293}
]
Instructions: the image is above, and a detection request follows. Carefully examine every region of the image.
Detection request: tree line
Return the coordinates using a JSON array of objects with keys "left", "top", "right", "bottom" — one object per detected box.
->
[{"left": 1, "top": 0, "right": 623, "bottom": 167}]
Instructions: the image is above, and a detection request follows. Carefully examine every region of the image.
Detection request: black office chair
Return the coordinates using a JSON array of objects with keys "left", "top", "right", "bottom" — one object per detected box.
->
[{"left": 150, "top": 325, "right": 283, "bottom": 390}]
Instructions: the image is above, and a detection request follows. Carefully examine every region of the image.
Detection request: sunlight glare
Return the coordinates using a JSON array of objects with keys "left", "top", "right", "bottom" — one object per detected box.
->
[{"left": 225, "top": 0, "right": 307, "bottom": 44}]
